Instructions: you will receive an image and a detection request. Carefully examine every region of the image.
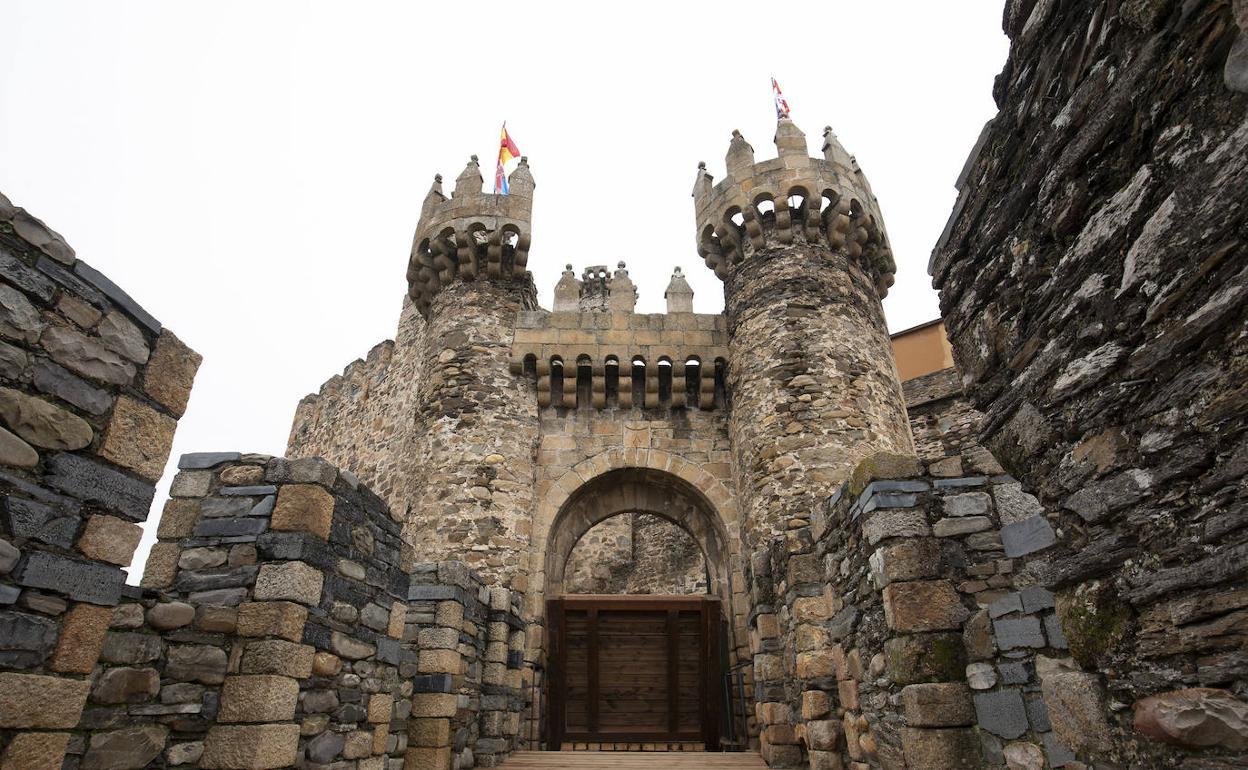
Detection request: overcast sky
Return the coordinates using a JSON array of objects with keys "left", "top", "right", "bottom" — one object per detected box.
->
[{"left": 0, "top": 1, "right": 1009, "bottom": 579}]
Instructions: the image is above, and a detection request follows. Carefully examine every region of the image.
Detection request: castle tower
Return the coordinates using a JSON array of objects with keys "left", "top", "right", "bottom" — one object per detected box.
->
[
  {"left": 405, "top": 155, "right": 540, "bottom": 589},
  {"left": 693, "top": 119, "right": 914, "bottom": 549}
]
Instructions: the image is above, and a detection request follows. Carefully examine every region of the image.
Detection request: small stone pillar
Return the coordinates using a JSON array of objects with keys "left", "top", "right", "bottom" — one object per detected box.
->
[
  {"left": 607, "top": 261, "right": 637, "bottom": 312},
  {"left": 664, "top": 266, "right": 695, "bottom": 313},
  {"left": 552, "top": 264, "right": 580, "bottom": 312}
]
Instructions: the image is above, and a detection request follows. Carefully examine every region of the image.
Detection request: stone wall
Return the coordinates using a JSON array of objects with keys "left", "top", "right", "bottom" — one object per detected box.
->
[
  {"left": 408, "top": 278, "right": 540, "bottom": 590},
  {"left": 691, "top": 120, "right": 915, "bottom": 558},
  {"left": 96, "top": 451, "right": 525, "bottom": 770},
  {"left": 931, "top": 0, "right": 1248, "bottom": 764},
  {"left": 747, "top": 452, "right": 1078, "bottom": 769},
  {"left": 902, "top": 367, "right": 989, "bottom": 466},
  {"left": 406, "top": 562, "right": 527, "bottom": 769},
  {"left": 130, "top": 452, "right": 411, "bottom": 769},
  {"left": 564, "top": 513, "right": 708, "bottom": 595},
  {"left": 0, "top": 193, "right": 201, "bottom": 769},
  {"left": 287, "top": 296, "right": 426, "bottom": 512}
]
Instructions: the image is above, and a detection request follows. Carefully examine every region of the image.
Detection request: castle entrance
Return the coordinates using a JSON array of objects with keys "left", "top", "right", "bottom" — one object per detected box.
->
[
  {"left": 537, "top": 467, "right": 740, "bottom": 752},
  {"left": 545, "top": 595, "right": 722, "bottom": 749}
]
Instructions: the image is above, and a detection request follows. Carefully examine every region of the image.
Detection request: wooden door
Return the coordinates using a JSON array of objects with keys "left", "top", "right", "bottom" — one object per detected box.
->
[{"left": 546, "top": 595, "right": 722, "bottom": 749}]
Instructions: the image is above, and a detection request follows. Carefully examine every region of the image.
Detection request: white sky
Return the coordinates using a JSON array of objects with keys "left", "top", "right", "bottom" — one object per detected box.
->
[{"left": 0, "top": 1, "right": 1009, "bottom": 579}]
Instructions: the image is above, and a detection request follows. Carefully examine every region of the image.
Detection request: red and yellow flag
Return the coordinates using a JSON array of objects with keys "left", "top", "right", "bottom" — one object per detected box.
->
[{"left": 495, "top": 123, "right": 521, "bottom": 194}]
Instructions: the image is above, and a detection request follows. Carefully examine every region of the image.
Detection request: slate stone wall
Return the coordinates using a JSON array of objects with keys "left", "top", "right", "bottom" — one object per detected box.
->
[
  {"left": 100, "top": 452, "right": 527, "bottom": 770},
  {"left": 0, "top": 193, "right": 201, "bottom": 769},
  {"left": 406, "top": 563, "right": 526, "bottom": 769},
  {"left": 747, "top": 452, "right": 1078, "bottom": 769},
  {"left": 930, "top": 0, "right": 1248, "bottom": 764}
]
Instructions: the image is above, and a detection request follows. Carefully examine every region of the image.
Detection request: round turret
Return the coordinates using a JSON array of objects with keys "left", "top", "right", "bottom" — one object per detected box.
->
[
  {"left": 692, "top": 118, "right": 895, "bottom": 296},
  {"left": 406, "top": 155, "right": 536, "bottom": 317},
  {"left": 692, "top": 119, "right": 913, "bottom": 550}
]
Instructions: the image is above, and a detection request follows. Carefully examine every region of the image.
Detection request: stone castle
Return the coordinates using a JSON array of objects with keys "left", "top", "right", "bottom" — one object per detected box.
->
[{"left": 0, "top": 2, "right": 1245, "bottom": 769}]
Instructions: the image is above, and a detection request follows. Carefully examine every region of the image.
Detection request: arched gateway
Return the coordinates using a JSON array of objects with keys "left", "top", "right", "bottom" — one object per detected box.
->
[{"left": 540, "top": 467, "right": 739, "bottom": 749}]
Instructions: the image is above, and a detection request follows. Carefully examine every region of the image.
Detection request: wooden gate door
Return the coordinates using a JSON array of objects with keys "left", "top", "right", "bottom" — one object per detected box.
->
[{"left": 546, "top": 595, "right": 722, "bottom": 750}]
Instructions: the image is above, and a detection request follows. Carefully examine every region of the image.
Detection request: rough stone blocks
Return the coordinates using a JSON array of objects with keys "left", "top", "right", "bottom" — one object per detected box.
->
[
  {"left": 270, "top": 484, "right": 334, "bottom": 540},
  {"left": 253, "top": 561, "right": 323, "bottom": 606},
  {"left": 404, "top": 746, "right": 451, "bottom": 770},
  {"left": 218, "top": 675, "right": 299, "bottom": 722},
  {"left": 410, "top": 693, "right": 458, "bottom": 718},
  {"left": 49, "top": 603, "right": 112, "bottom": 674},
  {"left": 200, "top": 723, "right": 300, "bottom": 769},
  {"left": 0, "top": 731, "right": 70, "bottom": 770},
  {"left": 883, "top": 580, "right": 970, "bottom": 632},
  {"left": 901, "top": 683, "right": 975, "bottom": 727},
  {"left": 98, "top": 395, "right": 178, "bottom": 482},
  {"left": 0, "top": 672, "right": 90, "bottom": 728},
  {"left": 239, "top": 639, "right": 315, "bottom": 678},
  {"left": 900, "top": 727, "right": 982, "bottom": 769},
  {"left": 235, "top": 601, "right": 308, "bottom": 642}
]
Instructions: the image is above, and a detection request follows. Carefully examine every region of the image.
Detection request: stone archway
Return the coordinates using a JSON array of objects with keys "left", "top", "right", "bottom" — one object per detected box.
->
[
  {"left": 528, "top": 448, "right": 742, "bottom": 617},
  {"left": 544, "top": 467, "right": 732, "bottom": 602},
  {"left": 537, "top": 465, "right": 741, "bottom": 751}
]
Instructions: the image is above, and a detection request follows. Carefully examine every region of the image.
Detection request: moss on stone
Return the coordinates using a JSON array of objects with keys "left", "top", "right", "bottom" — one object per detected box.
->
[{"left": 1057, "top": 582, "right": 1130, "bottom": 668}]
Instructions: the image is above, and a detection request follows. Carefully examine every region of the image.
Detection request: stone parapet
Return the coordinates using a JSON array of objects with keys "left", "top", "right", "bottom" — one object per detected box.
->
[
  {"left": 406, "top": 156, "right": 535, "bottom": 318},
  {"left": 510, "top": 308, "right": 728, "bottom": 411},
  {"left": 288, "top": 295, "right": 427, "bottom": 512},
  {"left": 120, "top": 453, "right": 411, "bottom": 768},
  {"left": 406, "top": 562, "right": 526, "bottom": 768},
  {"left": 16, "top": 451, "right": 531, "bottom": 770},
  {"left": 692, "top": 119, "right": 894, "bottom": 295},
  {"left": 0, "top": 192, "right": 201, "bottom": 768}
]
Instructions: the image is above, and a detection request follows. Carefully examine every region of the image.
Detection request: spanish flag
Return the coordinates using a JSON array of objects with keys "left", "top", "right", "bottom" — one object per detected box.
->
[{"left": 495, "top": 123, "right": 521, "bottom": 195}]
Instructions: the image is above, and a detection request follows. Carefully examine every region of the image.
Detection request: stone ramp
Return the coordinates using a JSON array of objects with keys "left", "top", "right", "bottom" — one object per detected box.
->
[{"left": 502, "top": 751, "right": 768, "bottom": 768}]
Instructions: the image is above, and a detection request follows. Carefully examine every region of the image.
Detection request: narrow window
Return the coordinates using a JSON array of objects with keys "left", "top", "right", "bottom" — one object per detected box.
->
[
  {"left": 576, "top": 355, "right": 592, "bottom": 409},
  {"left": 658, "top": 357, "right": 673, "bottom": 405},
  {"left": 551, "top": 357, "right": 564, "bottom": 407},
  {"left": 714, "top": 358, "right": 728, "bottom": 410},
  {"left": 631, "top": 357, "right": 646, "bottom": 409},
  {"left": 604, "top": 356, "right": 620, "bottom": 407},
  {"left": 685, "top": 358, "right": 701, "bottom": 408}
]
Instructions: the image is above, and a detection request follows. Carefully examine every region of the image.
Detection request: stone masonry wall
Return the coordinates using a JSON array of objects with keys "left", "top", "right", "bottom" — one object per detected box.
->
[
  {"left": 0, "top": 193, "right": 201, "bottom": 769},
  {"left": 725, "top": 242, "right": 915, "bottom": 553},
  {"left": 119, "top": 451, "right": 525, "bottom": 770},
  {"left": 902, "top": 367, "right": 988, "bottom": 466},
  {"left": 408, "top": 278, "right": 540, "bottom": 591},
  {"left": 931, "top": 0, "right": 1248, "bottom": 764},
  {"left": 133, "top": 452, "right": 411, "bottom": 769},
  {"left": 406, "top": 562, "right": 526, "bottom": 769},
  {"left": 748, "top": 451, "right": 1077, "bottom": 770},
  {"left": 287, "top": 296, "right": 426, "bottom": 513},
  {"left": 564, "top": 513, "right": 707, "bottom": 595}
]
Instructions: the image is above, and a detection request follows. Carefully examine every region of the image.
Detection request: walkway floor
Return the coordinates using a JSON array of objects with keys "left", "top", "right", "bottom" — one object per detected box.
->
[{"left": 504, "top": 751, "right": 768, "bottom": 768}]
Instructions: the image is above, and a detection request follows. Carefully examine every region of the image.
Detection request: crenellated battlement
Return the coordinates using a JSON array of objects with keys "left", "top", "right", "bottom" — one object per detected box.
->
[
  {"left": 692, "top": 118, "right": 896, "bottom": 296},
  {"left": 406, "top": 154, "right": 535, "bottom": 317}
]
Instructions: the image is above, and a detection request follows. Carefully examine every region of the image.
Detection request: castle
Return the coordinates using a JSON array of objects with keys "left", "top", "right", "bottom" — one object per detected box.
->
[{"left": 0, "top": 2, "right": 1245, "bottom": 769}]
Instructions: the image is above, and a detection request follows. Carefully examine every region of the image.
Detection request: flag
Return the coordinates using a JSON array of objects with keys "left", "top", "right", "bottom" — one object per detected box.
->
[
  {"left": 772, "top": 77, "right": 790, "bottom": 119},
  {"left": 495, "top": 123, "right": 521, "bottom": 195}
]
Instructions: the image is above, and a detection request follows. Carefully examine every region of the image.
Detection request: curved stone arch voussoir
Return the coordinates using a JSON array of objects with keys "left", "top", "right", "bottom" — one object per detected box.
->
[{"left": 529, "top": 448, "right": 741, "bottom": 611}]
